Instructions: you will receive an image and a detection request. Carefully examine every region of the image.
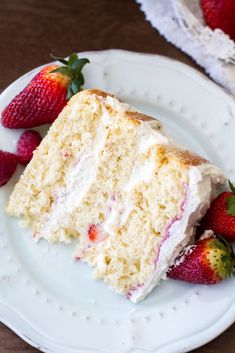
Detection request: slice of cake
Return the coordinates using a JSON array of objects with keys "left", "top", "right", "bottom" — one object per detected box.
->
[{"left": 7, "top": 89, "right": 225, "bottom": 302}]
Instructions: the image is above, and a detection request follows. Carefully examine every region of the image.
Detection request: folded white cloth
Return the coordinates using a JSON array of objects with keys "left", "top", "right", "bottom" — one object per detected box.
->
[{"left": 136, "top": 0, "right": 235, "bottom": 96}]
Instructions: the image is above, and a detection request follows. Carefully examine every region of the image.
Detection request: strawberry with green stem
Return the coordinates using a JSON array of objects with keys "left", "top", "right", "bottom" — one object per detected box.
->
[
  {"left": 199, "top": 181, "right": 235, "bottom": 242},
  {"left": 168, "top": 234, "right": 235, "bottom": 284},
  {"left": 50, "top": 53, "right": 89, "bottom": 100},
  {"left": 1, "top": 53, "right": 89, "bottom": 128}
]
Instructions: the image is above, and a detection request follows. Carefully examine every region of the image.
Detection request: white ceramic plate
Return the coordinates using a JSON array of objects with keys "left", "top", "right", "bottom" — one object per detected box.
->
[{"left": 0, "top": 50, "right": 235, "bottom": 353}]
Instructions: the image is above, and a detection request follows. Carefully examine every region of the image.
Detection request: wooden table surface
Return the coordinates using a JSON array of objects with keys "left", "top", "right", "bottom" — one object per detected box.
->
[{"left": 0, "top": 0, "right": 234, "bottom": 352}]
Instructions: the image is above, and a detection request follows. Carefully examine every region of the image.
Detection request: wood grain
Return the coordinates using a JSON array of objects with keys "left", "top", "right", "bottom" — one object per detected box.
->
[{"left": 0, "top": 0, "right": 234, "bottom": 352}]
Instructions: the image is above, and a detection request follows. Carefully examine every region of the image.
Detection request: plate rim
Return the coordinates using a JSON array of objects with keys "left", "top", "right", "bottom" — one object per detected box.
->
[
  {"left": 0, "top": 299, "right": 235, "bottom": 353},
  {"left": 0, "top": 49, "right": 235, "bottom": 353},
  {"left": 1, "top": 48, "right": 235, "bottom": 105}
]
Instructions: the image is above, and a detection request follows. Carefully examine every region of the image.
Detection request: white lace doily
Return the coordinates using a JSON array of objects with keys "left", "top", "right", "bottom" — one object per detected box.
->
[{"left": 136, "top": 0, "right": 235, "bottom": 96}]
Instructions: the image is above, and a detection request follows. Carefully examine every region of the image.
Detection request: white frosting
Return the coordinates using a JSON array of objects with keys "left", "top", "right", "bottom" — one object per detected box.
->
[
  {"left": 39, "top": 94, "right": 225, "bottom": 302},
  {"left": 105, "top": 95, "right": 131, "bottom": 113},
  {"left": 130, "top": 163, "right": 225, "bottom": 302},
  {"left": 39, "top": 103, "right": 110, "bottom": 240},
  {"left": 136, "top": 120, "right": 169, "bottom": 153}
]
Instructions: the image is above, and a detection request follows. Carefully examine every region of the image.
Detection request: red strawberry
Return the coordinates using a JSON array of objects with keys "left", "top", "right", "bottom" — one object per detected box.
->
[
  {"left": 201, "top": 0, "right": 235, "bottom": 41},
  {"left": 0, "top": 150, "right": 18, "bottom": 186},
  {"left": 17, "top": 130, "right": 42, "bottom": 165},
  {"left": 1, "top": 53, "right": 89, "bottom": 128},
  {"left": 88, "top": 224, "right": 108, "bottom": 243},
  {"left": 168, "top": 234, "right": 235, "bottom": 284},
  {"left": 199, "top": 181, "right": 235, "bottom": 242}
]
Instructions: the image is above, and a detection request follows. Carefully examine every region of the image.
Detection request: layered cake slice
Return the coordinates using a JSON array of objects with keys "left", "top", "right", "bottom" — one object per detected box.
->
[{"left": 7, "top": 89, "right": 225, "bottom": 302}]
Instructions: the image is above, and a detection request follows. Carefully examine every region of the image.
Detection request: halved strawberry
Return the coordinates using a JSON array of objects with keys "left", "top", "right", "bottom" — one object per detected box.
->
[
  {"left": 168, "top": 234, "right": 235, "bottom": 284},
  {"left": 1, "top": 53, "right": 89, "bottom": 128}
]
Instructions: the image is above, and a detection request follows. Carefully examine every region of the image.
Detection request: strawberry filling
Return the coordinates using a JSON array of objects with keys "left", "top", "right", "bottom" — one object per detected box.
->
[{"left": 88, "top": 224, "right": 108, "bottom": 243}]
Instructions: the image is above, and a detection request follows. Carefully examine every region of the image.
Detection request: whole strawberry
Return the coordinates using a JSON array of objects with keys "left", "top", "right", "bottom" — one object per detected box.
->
[
  {"left": 0, "top": 150, "right": 18, "bottom": 187},
  {"left": 199, "top": 181, "right": 235, "bottom": 242},
  {"left": 17, "top": 130, "right": 42, "bottom": 165},
  {"left": 1, "top": 53, "right": 89, "bottom": 128},
  {"left": 201, "top": 0, "right": 235, "bottom": 41},
  {"left": 168, "top": 234, "right": 235, "bottom": 284}
]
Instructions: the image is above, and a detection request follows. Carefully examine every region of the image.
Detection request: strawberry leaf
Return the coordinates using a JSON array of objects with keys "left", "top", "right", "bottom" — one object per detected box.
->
[
  {"left": 50, "top": 53, "right": 90, "bottom": 100},
  {"left": 50, "top": 53, "right": 68, "bottom": 65},
  {"left": 68, "top": 53, "right": 78, "bottom": 67},
  {"left": 66, "top": 83, "right": 74, "bottom": 100},
  {"left": 227, "top": 196, "right": 235, "bottom": 216},
  {"left": 75, "top": 72, "right": 85, "bottom": 86},
  {"left": 71, "top": 80, "right": 80, "bottom": 95},
  {"left": 71, "top": 58, "right": 90, "bottom": 71},
  {"left": 229, "top": 180, "right": 235, "bottom": 194}
]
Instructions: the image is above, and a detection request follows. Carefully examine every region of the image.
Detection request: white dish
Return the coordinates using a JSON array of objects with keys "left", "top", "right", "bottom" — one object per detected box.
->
[{"left": 0, "top": 50, "right": 235, "bottom": 353}]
